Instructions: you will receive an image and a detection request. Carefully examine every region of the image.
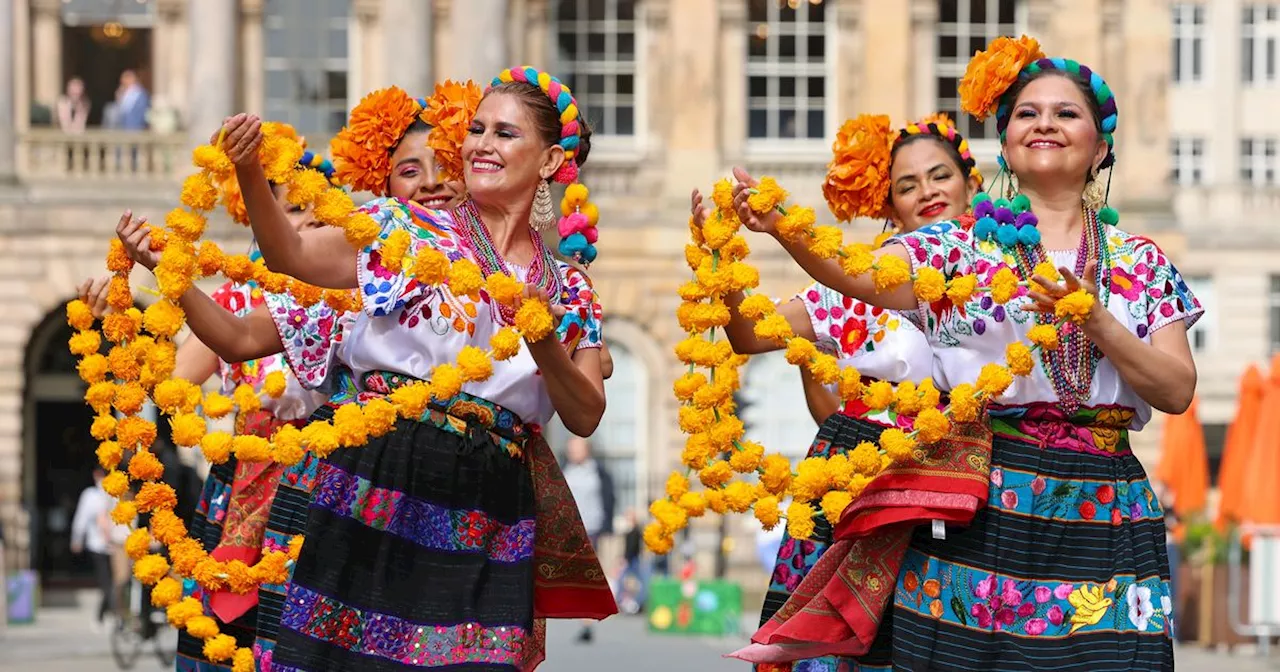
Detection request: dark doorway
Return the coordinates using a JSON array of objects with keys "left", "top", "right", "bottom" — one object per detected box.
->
[{"left": 62, "top": 25, "right": 153, "bottom": 128}]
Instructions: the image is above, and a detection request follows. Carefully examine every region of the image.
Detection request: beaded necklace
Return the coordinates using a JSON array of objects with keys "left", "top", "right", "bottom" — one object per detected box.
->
[
  {"left": 1009, "top": 205, "right": 1111, "bottom": 415},
  {"left": 452, "top": 200, "right": 563, "bottom": 326}
]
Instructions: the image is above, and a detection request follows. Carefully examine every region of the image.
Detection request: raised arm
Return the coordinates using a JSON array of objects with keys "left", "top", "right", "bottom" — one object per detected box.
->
[
  {"left": 217, "top": 114, "right": 357, "bottom": 289},
  {"left": 690, "top": 188, "right": 816, "bottom": 354},
  {"left": 522, "top": 288, "right": 606, "bottom": 437},
  {"left": 116, "top": 210, "right": 285, "bottom": 363},
  {"left": 730, "top": 167, "right": 919, "bottom": 313}
]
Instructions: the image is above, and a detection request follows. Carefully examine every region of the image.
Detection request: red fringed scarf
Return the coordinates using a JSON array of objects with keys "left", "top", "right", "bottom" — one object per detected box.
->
[{"left": 731, "top": 417, "right": 992, "bottom": 664}]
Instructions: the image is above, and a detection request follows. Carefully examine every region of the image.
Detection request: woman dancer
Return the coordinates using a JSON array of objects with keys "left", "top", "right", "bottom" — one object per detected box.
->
[
  {"left": 732, "top": 38, "right": 1196, "bottom": 670},
  {"left": 698, "top": 115, "right": 983, "bottom": 672},
  {"left": 209, "top": 66, "right": 614, "bottom": 671}
]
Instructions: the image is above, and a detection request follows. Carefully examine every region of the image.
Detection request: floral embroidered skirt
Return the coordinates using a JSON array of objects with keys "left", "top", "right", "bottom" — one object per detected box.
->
[
  {"left": 757, "top": 411, "right": 895, "bottom": 672},
  {"left": 270, "top": 379, "right": 537, "bottom": 671},
  {"left": 884, "top": 404, "right": 1173, "bottom": 671}
]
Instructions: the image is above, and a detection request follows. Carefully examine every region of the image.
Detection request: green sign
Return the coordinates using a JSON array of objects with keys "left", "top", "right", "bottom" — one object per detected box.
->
[{"left": 646, "top": 578, "right": 742, "bottom": 637}]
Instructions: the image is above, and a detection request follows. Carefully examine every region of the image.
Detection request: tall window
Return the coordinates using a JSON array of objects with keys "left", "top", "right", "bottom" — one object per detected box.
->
[
  {"left": 1270, "top": 275, "right": 1280, "bottom": 353},
  {"left": 1243, "top": 4, "right": 1280, "bottom": 84},
  {"left": 936, "top": 0, "right": 1020, "bottom": 141},
  {"left": 740, "top": 352, "right": 816, "bottom": 460},
  {"left": 548, "top": 342, "right": 647, "bottom": 514},
  {"left": 1173, "top": 4, "right": 1206, "bottom": 83},
  {"left": 1184, "top": 275, "right": 1213, "bottom": 353},
  {"left": 552, "top": 0, "right": 640, "bottom": 137},
  {"left": 1240, "top": 137, "right": 1278, "bottom": 185},
  {"left": 746, "top": 0, "right": 830, "bottom": 142},
  {"left": 263, "top": 0, "right": 350, "bottom": 139},
  {"left": 1170, "top": 137, "right": 1205, "bottom": 185}
]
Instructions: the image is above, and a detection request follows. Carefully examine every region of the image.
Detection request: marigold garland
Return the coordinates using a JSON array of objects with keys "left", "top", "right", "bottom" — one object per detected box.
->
[{"left": 644, "top": 175, "right": 1096, "bottom": 553}]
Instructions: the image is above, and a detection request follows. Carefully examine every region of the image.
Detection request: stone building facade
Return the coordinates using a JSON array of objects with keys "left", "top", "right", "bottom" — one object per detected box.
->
[{"left": 0, "top": 0, "right": 1261, "bottom": 582}]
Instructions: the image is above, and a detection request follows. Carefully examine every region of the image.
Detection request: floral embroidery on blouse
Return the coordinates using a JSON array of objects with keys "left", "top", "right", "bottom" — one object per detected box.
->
[
  {"left": 797, "top": 282, "right": 909, "bottom": 357},
  {"left": 557, "top": 263, "right": 603, "bottom": 352},
  {"left": 264, "top": 293, "right": 353, "bottom": 390},
  {"left": 894, "top": 221, "right": 1203, "bottom": 346},
  {"left": 211, "top": 280, "right": 288, "bottom": 390}
]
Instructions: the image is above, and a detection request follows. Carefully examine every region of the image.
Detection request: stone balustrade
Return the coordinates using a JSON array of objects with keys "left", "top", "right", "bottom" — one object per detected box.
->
[{"left": 17, "top": 129, "right": 189, "bottom": 183}]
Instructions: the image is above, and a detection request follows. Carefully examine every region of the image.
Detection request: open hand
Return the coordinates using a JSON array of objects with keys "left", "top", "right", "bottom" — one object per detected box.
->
[
  {"left": 689, "top": 189, "right": 711, "bottom": 228},
  {"left": 76, "top": 275, "right": 112, "bottom": 319},
  {"left": 1027, "top": 261, "right": 1101, "bottom": 320},
  {"left": 210, "top": 113, "right": 263, "bottom": 167},
  {"left": 115, "top": 210, "right": 161, "bottom": 271},
  {"left": 730, "top": 166, "right": 780, "bottom": 235}
]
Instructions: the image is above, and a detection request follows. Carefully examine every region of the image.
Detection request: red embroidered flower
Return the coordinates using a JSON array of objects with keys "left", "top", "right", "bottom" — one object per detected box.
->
[
  {"left": 1079, "top": 501, "right": 1097, "bottom": 520},
  {"left": 839, "top": 318, "right": 869, "bottom": 354},
  {"left": 1095, "top": 484, "right": 1115, "bottom": 505}
]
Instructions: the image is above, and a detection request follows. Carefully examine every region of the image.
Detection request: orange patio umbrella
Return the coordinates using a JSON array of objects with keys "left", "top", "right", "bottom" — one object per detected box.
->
[
  {"left": 1241, "top": 355, "right": 1280, "bottom": 528},
  {"left": 1157, "top": 397, "right": 1208, "bottom": 519},
  {"left": 1216, "top": 364, "right": 1266, "bottom": 530}
]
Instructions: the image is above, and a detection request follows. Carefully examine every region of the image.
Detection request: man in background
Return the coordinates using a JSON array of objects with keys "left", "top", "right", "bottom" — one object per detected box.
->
[
  {"left": 70, "top": 468, "right": 121, "bottom": 632},
  {"left": 563, "top": 436, "right": 616, "bottom": 642}
]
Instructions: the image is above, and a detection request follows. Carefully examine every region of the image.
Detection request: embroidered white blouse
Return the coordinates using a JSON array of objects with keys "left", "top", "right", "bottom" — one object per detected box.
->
[
  {"left": 267, "top": 197, "right": 603, "bottom": 427},
  {"left": 892, "top": 221, "right": 1203, "bottom": 430},
  {"left": 794, "top": 283, "right": 933, "bottom": 385}
]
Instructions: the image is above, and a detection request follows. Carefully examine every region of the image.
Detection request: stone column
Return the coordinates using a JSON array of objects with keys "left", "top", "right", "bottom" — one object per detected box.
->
[
  {"left": 187, "top": 0, "right": 237, "bottom": 146},
  {"left": 0, "top": 0, "right": 14, "bottom": 181},
  {"left": 240, "top": 0, "right": 265, "bottom": 114},
  {"left": 30, "top": 0, "right": 61, "bottom": 109},
  {"left": 717, "top": 0, "right": 746, "bottom": 162},
  {"left": 382, "top": 0, "right": 433, "bottom": 95},
  {"left": 908, "top": 0, "right": 936, "bottom": 120},
  {"left": 447, "top": 0, "right": 509, "bottom": 84}
]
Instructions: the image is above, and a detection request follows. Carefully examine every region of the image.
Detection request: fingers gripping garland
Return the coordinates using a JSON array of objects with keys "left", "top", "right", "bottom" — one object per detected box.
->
[{"left": 68, "top": 88, "right": 562, "bottom": 665}]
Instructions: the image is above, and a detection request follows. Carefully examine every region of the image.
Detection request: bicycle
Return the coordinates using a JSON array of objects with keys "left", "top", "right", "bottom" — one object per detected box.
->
[{"left": 110, "top": 571, "right": 177, "bottom": 670}]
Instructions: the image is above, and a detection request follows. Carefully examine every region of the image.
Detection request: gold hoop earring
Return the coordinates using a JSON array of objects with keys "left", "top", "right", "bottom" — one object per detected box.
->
[{"left": 531, "top": 180, "right": 556, "bottom": 231}]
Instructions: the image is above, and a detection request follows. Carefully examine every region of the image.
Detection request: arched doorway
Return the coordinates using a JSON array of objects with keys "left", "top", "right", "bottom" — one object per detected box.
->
[{"left": 22, "top": 302, "right": 103, "bottom": 587}]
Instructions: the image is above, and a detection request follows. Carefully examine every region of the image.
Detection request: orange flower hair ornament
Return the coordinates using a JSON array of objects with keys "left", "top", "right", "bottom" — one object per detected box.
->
[
  {"left": 823, "top": 114, "right": 895, "bottom": 222},
  {"left": 329, "top": 86, "right": 423, "bottom": 195},
  {"left": 421, "top": 80, "right": 484, "bottom": 184},
  {"left": 957, "top": 35, "right": 1045, "bottom": 121}
]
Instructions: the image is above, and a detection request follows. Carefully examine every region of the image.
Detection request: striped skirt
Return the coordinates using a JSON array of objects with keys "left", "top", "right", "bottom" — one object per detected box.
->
[
  {"left": 270, "top": 372, "right": 539, "bottom": 672},
  {"left": 883, "top": 404, "right": 1173, "bottom": 670}
]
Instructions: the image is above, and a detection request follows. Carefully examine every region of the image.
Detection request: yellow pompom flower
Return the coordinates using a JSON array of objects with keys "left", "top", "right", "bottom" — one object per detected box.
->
[
  {"left": 894, "top": 380, "right": 923, "bottom": 415},
  {"left": 106, "top": 345, "right": 140, "bottom": 381},
  {"left": 389, "top": 383, "right": 431, "bottom": 418},
  {"left": 914, "top": 267, "right": 947, "bottom": 303},
  {"left": 849, "top": 441, "right": 882, "bottom": 477},
  {"left": 976, "top": 362, "right": 1015, "bottom": 397},
  {"left": 650, "top": 499, "right": 689, "bottom": 533},
  {"left": 170, "top": 413, "right": 207, "bottom": 448},
  {"left": 872, "top": 255, "right": 912, "bottom": 291},
  {"left": 786, "top": 501, "right": 817, "bottom": 540},
  {"left": 666, "top": 472, "right": 691, "bottom": 500},
  {"left": 810, "top": 226, "right": 844, "bottom": 259},
  {"left": 677, "top": 492, "right": 708, "bottom": 517},
  {"left": 232, "top": 384, "right": 261, "bottom": 414},
  {"left": 990, "top": 267, "right": 1020, "bottom": 304},
  {"left": 165, "top": 208, "right": 208, "bottom": 241},
  {"left": 861, "top": 380, "right": 894, "bottom": 411},
  {"left": 917, "top": 378, "right": 942, "bottom": 409},
  {"left": 698, "top": 460, "right": 734, "bottom": 489},
  {"left": 78, "top": 354, "right": 110, "bottom": 385},
  {"left": 361, "top": 397, "right": 398, "bottom": 436},
  {"left": 446, "top": 259, "right": 484, "bottom": 298},
  {"left": 70, "top": 329, "right": 103, "bottom": 357},
  {"left": 193, "top": 145, "right": 233, "bottom": 177},
  {"left": 181, "top": 172, "right": 219, "bottom": 211},
  {"left": 485, "top": 273, "right": 525, "bottom": 306},
  {"left": 839, "top": 243, "right": 875, "bottom": 277},
  {"left": 754, "top": 314, "right": 794, "bottom": 344},
  {"left": 133, "top": 554, "right": 170, "bottom": 586},
  {"left": 150, "top": 577, "right": 182, "bottom": 608},
  {"left": 808, "top": 353, "right": 841, "bottom": 385},
  {"left": 489, "top": 327, "right": 522, "bottom": 361},
  {"left": 948, "top": 383, "right": 983, "bottom": 423},
  {"left": 679, "top": 406, "right": 715, "bottom": 434},
  {"left": 150, "top": 509, "right": 188, "bottom": 546},
  {"left": 457, "top": 345, "right": 494, "bottom": 383},
  {"left": 513, "top": 300, "right": 555, "bottom": 342},
  {"left": 754, "top": 496, "right": 782, "bottom": 530},
  {"left": 102, "top": 470, "right": 131, "bottom": 498},
  {"left": 914, "top": 408, "right": 952, "bottom": 444},
  {"left": 269, "top": 424, "right": 306, "bottom": 467},
  {"left": 776, "top": 205, "right": 816, "bottom": 239},
  {"left": 1032, "top": 261, "right": 1061, "bottom": 289},
  {"left": 1005, "top": 342, "right": 1035, "bottom": 377},
  {"left": 262, "top": 371, "right": 288, "bottom": 399},
  {"left": 760, "top": 454, "right": 793, "bottom": 495},
  {"left": 154, "top": 379, "right": 197, "bottom": 415},
  {"left": 711, "top": 178, "right": 735, "bottom": 211},
  {"left": 672, "top": 372, "right": 707, "bottom": 402},
  {"left": 784, "top": 338, "right": 818, "bottom": 367},
  {"left": 790, "top": 457, "right": 830, "bottom": 501},
  {"left": 749, "top": 177, "right": 789, "bottom": 213},
  {"left": 1028, "top": 323, "right": 1060, "bottom": 351},
  {"left": 202, "top": 392, "right": 235, "bottom": 419},
  {"left": 186, "top": 615, "right": 221, "bottom": 640},
  {"left": 342, "top": 212, "right": 382, "bottom": 248},
  {"left": 430, "top": 363, "right": 465, "bottom": 401},
  {"left": 837, "top": 367, "right": 864, "bottom": 401},
  {"left": 880, "top": 429, "right": 917, "bottom": 462},
  {"left": 141, "top": 300, "right": 185, "bottom": 339},
  {"left": 67, "top": 299, "right": 95, "bottom": 331},
  {"left": 723, "top": 482, "right": 757, "bottom": 513},
  {"left": 702, "top": 216, "right": 735, "bottom": 250},
  {"left": 286, "top": 169, "right": 330, "bottom": 207},
  {"left": 232, "top": 648, "right": 256, "bottom": 672},
  {"left": 680, "top": 435, "right": 711, "bottom": 470},
  {"left": 116, "top": 416, "right": 157, "bottom": 451},
  {"left": 97, "top": 440, "right": 124, "bottom": 470},
  {"left": 643, "top": 522, "right": 674, "bottom": 554},
  {"left": 232, "top": 435, "right": 272, "bottom": 463},
  {"left": 736, "top": 294, "right": 777, "bottom": 321},
  {"left": 820, "top": 490, "right": 854, "bottom": 526},
  {"left": 166, "top": 596, "right": 205, "bottom": 628},
  {"left": 127, "top": 448, "right": 165, "bottom": 481},
  {"left": 825, "top": 453, "right": 855, "bottom": 490},
  {"left": 102, "top": 310, "right": 144, "bottom": 344},
  {"left": 287, "top": 534, "right": 305, "bottom": 561},
  {"left": 203, "top": 634, "right": 238, "bottom": 663},
  {"left": 136, "top": 482, "right": 178, "bottom": 513},
  {"left": 705, "top": 489, "right": 729, "bottom": 514},
  {"left": 106, "top": 275, "right": 134, "bottom": 312},
  {"left": 200, "top": 432, "right": 234, "bottom": 464},
  {"left": 111, "top": 501, "right": 137, "bottom": 526},
  {"left": 379, "top": 229, "right": 412, "bottom": 273},
  {"left": 729, "top": 441, "right": 765, "bottom": 473},
  {"left": 1055, "top": 289, "right": 1096, "bottom": 324},
  {"left": 91, "top": 413, "right": 117, "bottom": 441},
  {"left": 332, "top": 403, "right": 369, "bottom": 447}
]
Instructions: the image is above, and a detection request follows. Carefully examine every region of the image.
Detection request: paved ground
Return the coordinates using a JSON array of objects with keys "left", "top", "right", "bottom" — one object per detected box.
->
[{"left": 1, "top": 594, "right": 1276, "bottom": 671}]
